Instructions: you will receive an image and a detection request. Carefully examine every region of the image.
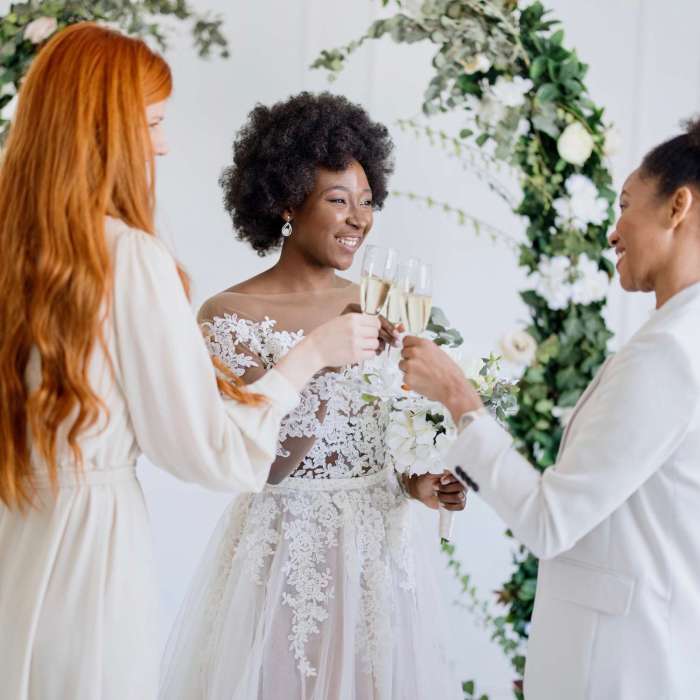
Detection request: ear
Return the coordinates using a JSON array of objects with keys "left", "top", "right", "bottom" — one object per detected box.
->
[{"left": 670, "top": 186, "right": 693, "bottom": 228}]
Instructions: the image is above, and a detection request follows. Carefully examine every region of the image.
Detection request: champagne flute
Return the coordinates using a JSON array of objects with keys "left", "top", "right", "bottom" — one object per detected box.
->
[
  {"left": 355, "top": 245, "right": 397, "bottom": 384},
  {"left": 382, "top": 258, "right": 418, "bottom": 365},
  {"left": 403, "top": 262, "right": 433, "bottom": 335},
  {"left": 399, "top": 263, "right": 451, "bottom": 540},
  {"left": 360, "top": 245, "right": 396, "bottom": 316}
]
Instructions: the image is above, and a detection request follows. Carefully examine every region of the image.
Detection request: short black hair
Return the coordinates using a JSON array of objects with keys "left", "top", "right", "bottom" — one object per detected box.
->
[
  {"left": 220, "top": 92, "right": 394, "bottom": 255},
  {"left": 641, "top": 117, "right": 700, "bottom": 196}
]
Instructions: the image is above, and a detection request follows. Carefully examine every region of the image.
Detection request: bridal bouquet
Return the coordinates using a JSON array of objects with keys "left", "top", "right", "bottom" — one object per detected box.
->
[{"left": 366, "top": 307, "right": 519, "bottom": 540}]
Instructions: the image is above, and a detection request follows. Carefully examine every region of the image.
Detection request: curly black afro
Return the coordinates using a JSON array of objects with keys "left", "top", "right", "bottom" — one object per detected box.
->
[{"left": 220, "top": 92, "right": 395, "bottom": 255}]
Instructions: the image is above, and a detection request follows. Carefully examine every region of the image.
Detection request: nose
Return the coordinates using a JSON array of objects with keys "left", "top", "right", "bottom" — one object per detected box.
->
[
  {"left": 346, "top": 207, "right": 365, "bottom": 232},
  {"left": 607, "top": 226, "right": 619, "bottom": 248}
]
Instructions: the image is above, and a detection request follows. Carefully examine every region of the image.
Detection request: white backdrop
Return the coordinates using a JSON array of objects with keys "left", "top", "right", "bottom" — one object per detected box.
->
[{"left": 11, "top": 0, "right": 699, "bottom": 696}]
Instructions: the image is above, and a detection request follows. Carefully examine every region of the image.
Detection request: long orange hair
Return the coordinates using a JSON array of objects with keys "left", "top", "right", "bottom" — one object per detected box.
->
[{"left": 0, "top": 23, "right": 259, "bottom": 511}]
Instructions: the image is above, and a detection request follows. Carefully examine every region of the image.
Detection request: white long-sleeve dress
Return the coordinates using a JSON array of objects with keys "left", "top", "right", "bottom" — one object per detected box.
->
[
  {"left": 0, "top": 218, "right": 299, "bottom": 700},
  {"left": 159, "top": 286, "right": 462, "bottom": 700}
]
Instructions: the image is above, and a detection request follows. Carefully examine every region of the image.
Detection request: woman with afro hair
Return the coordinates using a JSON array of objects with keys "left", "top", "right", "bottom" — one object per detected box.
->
[{"left": 160, "top": 92, "right": 464, "bottom": 700}]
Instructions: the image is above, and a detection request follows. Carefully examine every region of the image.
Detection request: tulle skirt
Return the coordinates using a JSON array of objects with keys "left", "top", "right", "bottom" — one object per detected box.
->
[{"left": 160, "top": 467, "right": 462, "bottom": 700}]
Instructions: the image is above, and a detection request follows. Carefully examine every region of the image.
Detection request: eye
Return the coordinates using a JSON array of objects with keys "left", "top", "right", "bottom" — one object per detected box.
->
[
  {"left": 328, "top": 198, "right": 346, "bottom": 205},
  {"left": 619, "top": 203, "right": 628, "bottom": 212},
  {"left": 361, "top": 199, "right": 373, "bottom": 207}
]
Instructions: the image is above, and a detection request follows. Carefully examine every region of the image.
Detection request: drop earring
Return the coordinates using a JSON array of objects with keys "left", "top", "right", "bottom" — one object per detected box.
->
[{"left": 281, "top": 218, "right": 293, "bottom": 238}]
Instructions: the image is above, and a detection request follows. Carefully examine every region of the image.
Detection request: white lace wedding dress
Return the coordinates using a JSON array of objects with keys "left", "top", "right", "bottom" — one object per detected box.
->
[{"left": 160, "top": 285, "right": 461, "bottom": 700}]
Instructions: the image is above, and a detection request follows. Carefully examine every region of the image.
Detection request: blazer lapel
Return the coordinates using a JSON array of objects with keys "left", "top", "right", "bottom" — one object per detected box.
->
[{"left": 556, "top": 356, "right": 614, "bottom": 459}]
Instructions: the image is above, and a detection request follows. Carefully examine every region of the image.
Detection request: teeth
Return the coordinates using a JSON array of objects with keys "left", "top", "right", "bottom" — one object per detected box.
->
[{"left": 338, "top": 238, "right": 360, "bottom": 249}]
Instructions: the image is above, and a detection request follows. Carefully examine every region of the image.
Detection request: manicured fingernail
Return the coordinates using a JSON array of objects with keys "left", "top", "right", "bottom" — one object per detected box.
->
[{"left": 440, "top": 476, "right": 450, "bottom": 484}]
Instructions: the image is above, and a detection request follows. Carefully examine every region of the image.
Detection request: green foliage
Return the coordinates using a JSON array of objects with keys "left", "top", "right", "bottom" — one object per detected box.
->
[
  {"left": 0, "top": 0, "right": 229, "bottom": 141},
  {"left": 315, "top": 2, "right": 616, "bottom": 696}
]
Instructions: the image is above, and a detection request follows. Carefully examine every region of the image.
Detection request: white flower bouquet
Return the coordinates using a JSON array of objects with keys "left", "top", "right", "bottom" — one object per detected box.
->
[{"left": 366, "top": 307, "right": 520, "bottom": 541}]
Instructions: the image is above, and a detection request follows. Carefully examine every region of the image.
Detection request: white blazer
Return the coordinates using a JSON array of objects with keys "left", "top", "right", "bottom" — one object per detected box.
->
[{"left": 447, "top": 282, "right": 700, "bottom": 700}]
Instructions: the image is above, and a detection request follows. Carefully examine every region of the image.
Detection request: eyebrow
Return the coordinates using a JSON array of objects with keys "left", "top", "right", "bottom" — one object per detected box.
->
[{"left": 321, "top": 185, "right": 372, "bottom": 195}]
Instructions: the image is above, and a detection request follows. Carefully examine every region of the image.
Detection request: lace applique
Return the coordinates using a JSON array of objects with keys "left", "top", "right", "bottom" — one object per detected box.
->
[
  {"left": 203, "top": 313, "right": 392, "bottom": 478},
  {"left": 280, "top": 492, "right": 342, "bottom": 677},
  {"left": 202, "top": 313, "right": 304, "bottom": 375}
]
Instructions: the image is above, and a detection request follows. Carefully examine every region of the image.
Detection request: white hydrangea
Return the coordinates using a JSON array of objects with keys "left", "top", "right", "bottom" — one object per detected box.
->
[
  {"left": 532, "top": 253, "right": 609, "bottom": 309},
  {"left": 570, "top": 254, "right": 610, "bottom": 305},
  {"left": 533, "top": 256, "right": 572, "bottom": 310},
  {"left": 553, "top": 174, "right": 609, "bottom": 232},
  {"left": 489, "top": 75, "right": 534, "bottom": 108}
]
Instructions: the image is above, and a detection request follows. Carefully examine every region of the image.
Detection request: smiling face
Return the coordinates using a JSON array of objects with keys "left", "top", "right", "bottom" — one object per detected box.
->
[
  {"left": 609, "top": 169, "right": 688, "bottom": 293},
  {"left": 283, "top": 160, "right": 374, "bottom": 270}
]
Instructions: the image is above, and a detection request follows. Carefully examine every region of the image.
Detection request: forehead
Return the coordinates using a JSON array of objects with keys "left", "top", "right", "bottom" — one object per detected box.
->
[
  {"left": 621, "top": 168, "right": 656, "bottom": 198},
  {"left": 146, "top": 100, "right": 167, "bottom": 118},
  {"left": 314, "top": 160, "right": 370, "bottom": 190}
]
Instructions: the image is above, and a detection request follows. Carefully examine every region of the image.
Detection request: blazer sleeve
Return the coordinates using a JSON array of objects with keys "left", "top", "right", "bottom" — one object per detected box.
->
[
  {"left": 111, "top": 228, "right": 299, "bottom": 492},
  {"left": 445, "top": 332, "right": 699, "bottom": 559}
]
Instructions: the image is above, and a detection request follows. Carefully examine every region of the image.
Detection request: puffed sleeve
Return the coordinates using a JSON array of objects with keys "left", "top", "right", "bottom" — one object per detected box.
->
[{"left": 110, "top": 227, "right": 299, "bottom": 492}]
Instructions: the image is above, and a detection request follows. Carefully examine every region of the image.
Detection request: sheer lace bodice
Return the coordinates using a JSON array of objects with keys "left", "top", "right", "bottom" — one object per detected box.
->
[{"left": 199, "top": 284, "right": 391, "bottom": 481}]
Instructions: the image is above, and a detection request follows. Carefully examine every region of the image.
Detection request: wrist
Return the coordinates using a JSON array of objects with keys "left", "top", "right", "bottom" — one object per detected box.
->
[
  {"left": 443, "top": 377, "right": 482, "bottom": 424},
  {"left": 299, "top": 333, "right": 325, "bottom": 374},
  {"left": 400, "top": 473, "right": 416, "bottom": 499}
]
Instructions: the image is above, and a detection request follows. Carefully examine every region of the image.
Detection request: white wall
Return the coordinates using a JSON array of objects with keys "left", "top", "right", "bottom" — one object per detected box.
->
[{"left": 114, "top": 1, "right": 700, "bottom": 696}]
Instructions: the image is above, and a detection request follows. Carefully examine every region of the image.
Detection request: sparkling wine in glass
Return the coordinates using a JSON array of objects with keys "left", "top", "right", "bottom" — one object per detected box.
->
[
  {"left": 404, "top": 263, "right": 433, "bottom": 335},
  {"left": 354, "top": 245, "right": 397, "bottom": 384}
]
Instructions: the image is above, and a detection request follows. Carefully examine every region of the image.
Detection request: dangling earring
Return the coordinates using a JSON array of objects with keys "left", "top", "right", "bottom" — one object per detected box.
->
[{"left": 281, "top": 218, "right": 293, "bottom": 238}]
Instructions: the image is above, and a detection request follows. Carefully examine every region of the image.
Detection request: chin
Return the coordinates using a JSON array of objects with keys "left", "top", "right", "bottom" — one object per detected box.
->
[{"left": 329, "top": 253, "right": 355, "bottom": 271}]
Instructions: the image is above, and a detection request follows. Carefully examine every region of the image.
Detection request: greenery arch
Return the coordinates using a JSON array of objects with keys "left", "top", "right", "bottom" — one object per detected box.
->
[{"left": 315, "top": 2, "right": 617, "bottom": 697}]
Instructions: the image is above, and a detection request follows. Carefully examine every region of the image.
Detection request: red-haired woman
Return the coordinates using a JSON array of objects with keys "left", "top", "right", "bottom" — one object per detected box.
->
[{"left": 0, "top": 23, "right": 380, "bottom": 699}]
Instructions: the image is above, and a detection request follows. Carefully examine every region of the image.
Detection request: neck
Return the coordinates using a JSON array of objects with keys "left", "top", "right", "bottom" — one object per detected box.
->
[
  {"left": 265, "top": 243, "right": 341, "bottom": 293},
  {"left": 654, "top": 247, "right": 700, "bottom": 308}
]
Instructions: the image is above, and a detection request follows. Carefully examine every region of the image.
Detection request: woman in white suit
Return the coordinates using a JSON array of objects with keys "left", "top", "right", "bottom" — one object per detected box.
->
[
  {"left": 0, "top": 23, "right": 379, "bottom": 700},
  {"left": 399, "top": 119, "right": 700, "bottom": 700}
]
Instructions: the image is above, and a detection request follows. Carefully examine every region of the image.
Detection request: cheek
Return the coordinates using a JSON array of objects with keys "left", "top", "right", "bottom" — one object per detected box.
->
[{"left": 149, "top": 127, "right": 168, "bottom": 155}]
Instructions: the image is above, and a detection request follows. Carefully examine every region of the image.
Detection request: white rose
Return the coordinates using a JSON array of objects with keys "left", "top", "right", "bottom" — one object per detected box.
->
[
  {"left": 557, "top": 121, "right": 594, "bottom": 166},
  {"left": 24, "top": 16, "right": 58, "bottom": 45},
  {"left": 500, "top": 330, "right": 537, "bottom": 366},
  {"left": 0, "top": 94, "right": 18, "bottom": 123},
  {"left": 603, "top": 125, "right": 622, "bottom": 158},
  {"left": 462, "top": 53, "right": 491, "bottom": 75},
  {"left": 0, "top": 82, "right": 16, "bottom": 98}
]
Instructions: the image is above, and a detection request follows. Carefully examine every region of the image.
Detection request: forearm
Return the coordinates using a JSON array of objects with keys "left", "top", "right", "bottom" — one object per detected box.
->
[{"left": 274, "top": 336, "right": 324, "bottom": 392}]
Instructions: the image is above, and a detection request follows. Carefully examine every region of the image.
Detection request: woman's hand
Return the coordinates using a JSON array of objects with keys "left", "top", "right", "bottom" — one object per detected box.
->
[
  {"left": 276, "top": 314, "right": 380, "bottom": 391},
  {"left": 307, "top": 313, "right": 381, "bottom": 368},
  {"left": 400, "top": 336, "right": 483, "bottom": 421},
  {"left": 342, "top": 303, "right": 400, "bottom": 354},
  {"left": 403, "top": 470, "right": 467, "bottom": 511}
]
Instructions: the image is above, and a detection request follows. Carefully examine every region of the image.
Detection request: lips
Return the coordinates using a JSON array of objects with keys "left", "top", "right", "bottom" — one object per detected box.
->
[{"left": 615, "top": 249, "right": 626, "bottom": 268}]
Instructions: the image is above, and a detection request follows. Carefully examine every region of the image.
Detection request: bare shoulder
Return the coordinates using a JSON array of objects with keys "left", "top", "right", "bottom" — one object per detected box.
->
[{"left": 197, "top": 273, "right": 272, "bottom": 324}]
